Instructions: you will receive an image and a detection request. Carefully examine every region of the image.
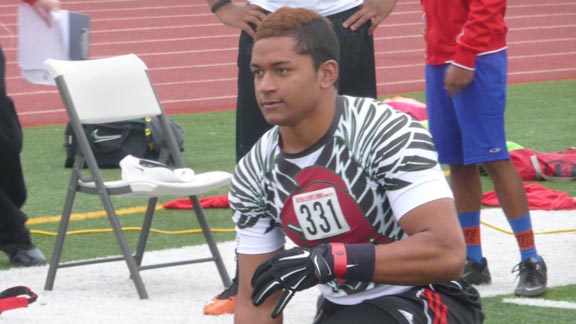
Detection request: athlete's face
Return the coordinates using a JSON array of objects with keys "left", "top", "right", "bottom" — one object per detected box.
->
[{"left": 250, "top": 36, "right": 324, "bottom": 127}]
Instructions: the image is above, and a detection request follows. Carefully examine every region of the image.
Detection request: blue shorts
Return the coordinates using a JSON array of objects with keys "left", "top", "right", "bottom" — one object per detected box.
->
[{"left": 425, "top": 51, "right": 510, "bottom": 165}]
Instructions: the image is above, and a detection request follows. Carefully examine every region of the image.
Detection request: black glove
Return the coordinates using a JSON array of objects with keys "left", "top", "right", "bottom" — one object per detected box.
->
[{"left": 251, "top": 244, "right": 334, "bottom": 319}]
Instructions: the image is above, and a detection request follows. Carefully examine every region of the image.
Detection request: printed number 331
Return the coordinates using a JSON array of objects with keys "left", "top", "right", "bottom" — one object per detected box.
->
[{"left": 292, "top": 187, "right": 350, "bottom": 240}]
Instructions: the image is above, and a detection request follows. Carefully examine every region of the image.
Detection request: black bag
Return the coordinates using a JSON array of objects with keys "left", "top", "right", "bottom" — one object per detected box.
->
[{"left": 64, "top": 117, "right": 184, "bottom": 169}]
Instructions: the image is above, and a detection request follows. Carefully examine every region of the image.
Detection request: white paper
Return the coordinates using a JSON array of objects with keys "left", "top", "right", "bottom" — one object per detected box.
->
[{"left": 17, "top": 4, "right": 70, "bottom": 85}]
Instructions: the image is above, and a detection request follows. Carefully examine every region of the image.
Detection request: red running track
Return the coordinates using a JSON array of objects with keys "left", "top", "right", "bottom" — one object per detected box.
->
[{"left": 0, "top": 0, "right": 575, "bottom": 127}]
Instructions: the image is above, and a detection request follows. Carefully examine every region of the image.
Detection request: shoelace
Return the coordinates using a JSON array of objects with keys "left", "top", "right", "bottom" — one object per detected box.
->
[{"left": 512, "top": 260, "right": 542, "bottom": 285}]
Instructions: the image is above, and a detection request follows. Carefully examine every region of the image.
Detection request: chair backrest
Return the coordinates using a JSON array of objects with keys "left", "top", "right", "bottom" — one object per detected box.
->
[{"left": 44, "top": 54, "right": 162, "bottom": 124}]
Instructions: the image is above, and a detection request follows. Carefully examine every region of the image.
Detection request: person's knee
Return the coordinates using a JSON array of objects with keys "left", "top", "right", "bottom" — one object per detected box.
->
[
  {"left": 450, "top": 163, "right": 478, "bottom": 178},
  {"left": 481, "top": 159, "right": 513, "bottom": 177}
]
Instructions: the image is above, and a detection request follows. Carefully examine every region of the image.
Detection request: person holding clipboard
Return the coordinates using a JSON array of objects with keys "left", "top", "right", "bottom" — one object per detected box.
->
[{"left": 0, "top": 0, "right": 60, "bottom": 267}]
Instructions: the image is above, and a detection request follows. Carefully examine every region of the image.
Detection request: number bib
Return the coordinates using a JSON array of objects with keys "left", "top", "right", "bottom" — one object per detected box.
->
[
  {"left": 292, "top": 187, "right": 351, "bottom": 240},
  {"left": 281, "top": 167, "right": 387, "bottom": 247}
]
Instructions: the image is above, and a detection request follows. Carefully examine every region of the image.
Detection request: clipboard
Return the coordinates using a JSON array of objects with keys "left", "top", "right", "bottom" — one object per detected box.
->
[
  {"left": 68, "top": 11, "right": 90, "bottom": 61},
  {"left": 17, "top": 5, "right": 90, "bottom": 86}
]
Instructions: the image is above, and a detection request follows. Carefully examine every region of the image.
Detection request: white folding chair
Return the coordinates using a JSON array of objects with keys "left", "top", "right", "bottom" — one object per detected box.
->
[{"left": 43, "top": 54, "right": 231, "bottom": 299}]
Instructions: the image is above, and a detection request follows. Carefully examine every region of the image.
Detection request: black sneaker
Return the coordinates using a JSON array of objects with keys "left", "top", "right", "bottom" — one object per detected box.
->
[
  {"left": 463, "top": 257, "right": 491, "bottom": 285},
  {"left": 0, "top": 242, "right": 46, "bottom": 267},
  {"left": 513, "top": 257, "right": 547, "bottom": 297}
]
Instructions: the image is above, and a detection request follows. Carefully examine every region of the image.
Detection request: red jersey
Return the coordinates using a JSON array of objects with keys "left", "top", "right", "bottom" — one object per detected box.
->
[{"left": 422, "top": 0, "right": 508, "bottom": 69}]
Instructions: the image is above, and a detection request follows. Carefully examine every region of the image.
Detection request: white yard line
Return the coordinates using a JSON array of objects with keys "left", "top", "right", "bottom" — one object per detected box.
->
[{"left": 503, "top": 298, "right": 576, "bottom": 310}]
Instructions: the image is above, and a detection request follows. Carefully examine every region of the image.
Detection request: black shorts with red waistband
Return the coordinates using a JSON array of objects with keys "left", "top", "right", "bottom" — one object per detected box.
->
[{"left": 314, "top": 280, "right": 484, "bottom": 324}]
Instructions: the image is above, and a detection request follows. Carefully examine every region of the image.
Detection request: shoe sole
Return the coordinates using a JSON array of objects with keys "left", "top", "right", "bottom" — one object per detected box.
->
[
  {"left": 514, "top": 287, "right": 546, "bottom": 297},
  {"left": 462, "top": 273, "right": 491, "bottom": 285}
]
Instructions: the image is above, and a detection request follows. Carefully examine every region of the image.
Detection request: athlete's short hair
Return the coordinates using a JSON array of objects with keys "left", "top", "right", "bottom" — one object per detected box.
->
[{"left": 254, "top": 7, "right": 341, "bottom": 71}]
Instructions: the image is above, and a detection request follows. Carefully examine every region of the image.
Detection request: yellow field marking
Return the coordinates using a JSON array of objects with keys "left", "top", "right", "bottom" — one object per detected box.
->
[
  {"left": 27, "top": 205, "right": 164, "bottom": 226},
  {"left": 481, "top": 221, "right": 576, "bottom": 235},
  {"left": 27, "top": 206, "right": 575, "bottom": 236},
  {"left": 32, "top": 227, "right": 236, "bottom": 236},
  {"left": 27, "top": 205, "right": 237, "bottom": 236}
]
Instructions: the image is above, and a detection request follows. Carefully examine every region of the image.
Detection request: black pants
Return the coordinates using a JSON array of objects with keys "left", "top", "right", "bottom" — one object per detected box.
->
[
  {"left": 0, "top": 46, "right": 31, "bottom": 246},
  {"left": 315, "top": 281, "right": 485, "bottom": 324},
  {"left": 235, "top": 6, "right": 377, "bottom": 161}
]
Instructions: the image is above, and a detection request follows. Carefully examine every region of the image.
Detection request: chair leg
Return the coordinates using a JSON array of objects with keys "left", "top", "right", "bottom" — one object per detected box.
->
[
  {"left": 44, "top": 175, "right": 79, "bottom": 291},
  {"left": 99, "top": 196, "right": 149, "bottom": 299},
  {"left": 189, "top": 196, "right": 231, "bottom": 287},
  {"left": 134, "top": 198, "right": 157, "bottom": 266}
]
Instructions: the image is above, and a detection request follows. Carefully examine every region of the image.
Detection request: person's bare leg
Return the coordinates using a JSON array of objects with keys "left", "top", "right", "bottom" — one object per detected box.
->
[
  {"left": 449, "top": 163, "right": 491, "bottom": 283},
  {"left": 482, "top": 160, "right": 528, "bottom": 220},
  {"left": 449, "top": 164, "right": 482, "bottom": 213},
  {"left": 483, "top": 159, "right": 547, "bottom": 297}
]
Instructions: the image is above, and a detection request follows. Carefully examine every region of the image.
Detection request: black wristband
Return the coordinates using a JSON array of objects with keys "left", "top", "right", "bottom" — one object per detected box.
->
[
  {"left": 343, "top": 243, "right": 376, "bottom": 282},
  {"left": 211, "top": 0, "right": 232, "bottom": 14}
]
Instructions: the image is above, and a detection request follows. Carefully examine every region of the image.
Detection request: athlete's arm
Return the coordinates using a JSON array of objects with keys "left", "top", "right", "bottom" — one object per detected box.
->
[
  {"left": 236, "top": 250, "right": 283, "bottom": 324},
  {"left": 454, "top": 0, "right": 506, "bottom": 68},
  {"left": 343, "top": 0, "right": 398, "bottom": 34},
  {"left": 24, "top": 0, "right": 60, "bottom": 27},
  {"left": 372, "top": 197, "right": 466, "bottom": 284},
  {"left": 207, "top": 0, "right": 266, "bottom": 37},
  {"left": 444, "top": 64, "right": 475, "bottom": 97}
]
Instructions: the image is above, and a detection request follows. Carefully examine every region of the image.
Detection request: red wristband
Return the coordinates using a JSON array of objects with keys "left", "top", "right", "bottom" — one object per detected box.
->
[
  {"left": 24, "top": 0, "right": 39, "bottom": 5},
  {"left": 326, "top": 243, "right": 376, "bottom": 282},
  {"left": 330, "top": 243, "right": 348, "bottom": 278}
]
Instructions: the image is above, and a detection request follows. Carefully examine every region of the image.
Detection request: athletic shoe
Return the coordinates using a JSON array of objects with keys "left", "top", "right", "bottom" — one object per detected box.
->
[
  {"left": 513, "top": 257, "right": 547, "bottom": 297},
  {"left": 203, "top": 278, "right": 238, "bottom": 316},
  {"left": 463, "top": 257, "right": 491, "bottom": 285},
  {"left": 0, "top": 242, "right": 46, "bottom": 267}
]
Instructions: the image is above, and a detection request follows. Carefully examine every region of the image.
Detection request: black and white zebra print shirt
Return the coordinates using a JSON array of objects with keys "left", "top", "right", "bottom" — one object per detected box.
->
[{"left": 230, "top": 95, "right": 453, "bottom": 303}]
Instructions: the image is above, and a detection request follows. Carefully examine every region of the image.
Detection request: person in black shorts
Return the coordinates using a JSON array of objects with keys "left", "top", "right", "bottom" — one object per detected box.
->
[
  {"left": 204, "top": 0, "right": 398, "bottom": 315},
  {"left": 229, "top": 7, "right": 484, "bottom": 323}
]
